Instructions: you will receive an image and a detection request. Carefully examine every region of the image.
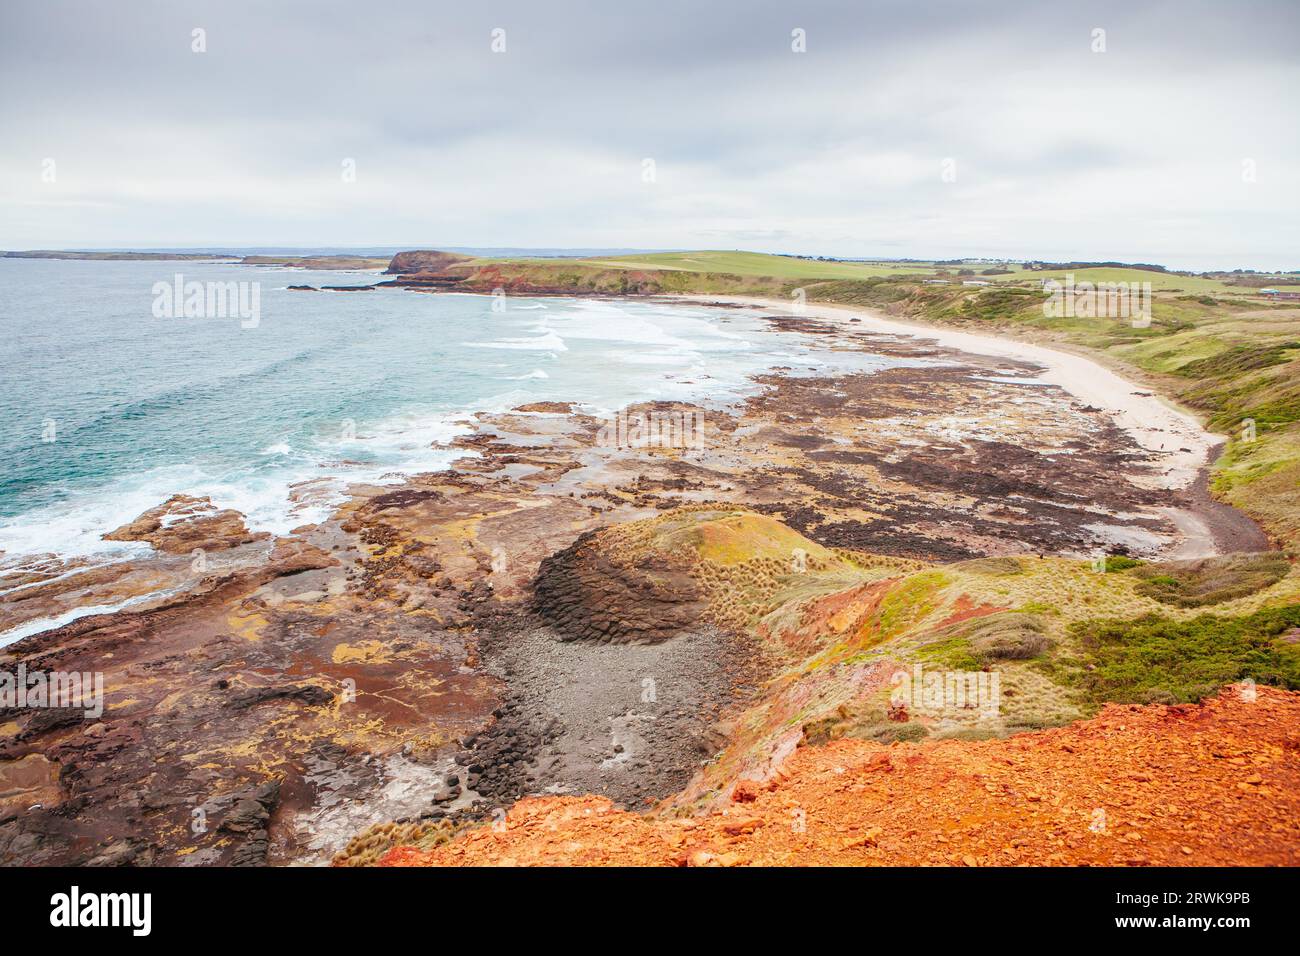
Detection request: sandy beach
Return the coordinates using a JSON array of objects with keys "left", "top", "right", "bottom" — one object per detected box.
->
[{"left": 671, "top": 294, "right": 1221, "bottom": 493}]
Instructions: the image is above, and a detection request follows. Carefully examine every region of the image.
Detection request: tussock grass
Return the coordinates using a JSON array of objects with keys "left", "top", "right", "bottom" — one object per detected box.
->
[{"left": 1132, "top": 552, "right": 1291, "bottom": 607}]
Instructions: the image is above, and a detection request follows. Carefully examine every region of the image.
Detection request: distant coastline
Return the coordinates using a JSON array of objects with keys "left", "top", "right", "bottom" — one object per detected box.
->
[{"left": 1, "top": 250, "right": 391, "bottom": 270}]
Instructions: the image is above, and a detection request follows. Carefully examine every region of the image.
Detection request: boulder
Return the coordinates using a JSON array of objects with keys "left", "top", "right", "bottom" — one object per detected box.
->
[{"left": 103, "top": 494, "right": 269, "bottom": 554}]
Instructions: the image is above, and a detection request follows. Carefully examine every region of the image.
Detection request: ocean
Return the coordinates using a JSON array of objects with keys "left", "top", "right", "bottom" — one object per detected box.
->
[{"left": 0, "top": 258, "right": 911, "bottom": 566}]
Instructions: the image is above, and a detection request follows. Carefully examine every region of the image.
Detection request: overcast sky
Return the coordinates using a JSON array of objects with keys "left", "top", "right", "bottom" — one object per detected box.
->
[{"left": 1, "top": 0, "right": 1296, "bottom": 270}]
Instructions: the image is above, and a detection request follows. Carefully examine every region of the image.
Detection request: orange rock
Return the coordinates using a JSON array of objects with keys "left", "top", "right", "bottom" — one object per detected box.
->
[
  {"left": 379, "top": 688, "right": 1300, "bottom": 868},
  {"left": 730, "top": 779, "right": 763, "bottom": 803}
]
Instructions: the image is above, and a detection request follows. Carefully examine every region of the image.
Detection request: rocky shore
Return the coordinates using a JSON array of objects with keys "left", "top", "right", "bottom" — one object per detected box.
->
[{"left": 0, "top": 300, "right": 1286, "bottom": 866}]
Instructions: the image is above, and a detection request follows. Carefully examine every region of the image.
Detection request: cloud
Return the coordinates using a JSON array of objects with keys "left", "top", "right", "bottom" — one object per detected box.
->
[{"left": 0, "top": 0, "right": 1295, "bottom": 269}]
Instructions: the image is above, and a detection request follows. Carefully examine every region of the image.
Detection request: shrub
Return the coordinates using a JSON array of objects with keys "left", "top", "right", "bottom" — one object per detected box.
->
[
  {"left": 1069, "top": 604, "right": 1300, "bottom": 704},
  {"left": 918, "top": 613, "right": 1052, "bottom": 666},
  {"left": 967, "top": 614, "right": 1053, "bottom": 661},
  {"left": 1132, "top": 552, "right": 1290, "bottom": 607}
]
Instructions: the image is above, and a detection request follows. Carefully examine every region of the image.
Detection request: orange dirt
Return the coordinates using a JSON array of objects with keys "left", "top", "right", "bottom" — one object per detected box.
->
[
  {"left": 933, "top": 594, "right": 1008, "bottom": 629},
  {"left": 379, "top": 685, "right": 1300, "bottom": 867}
]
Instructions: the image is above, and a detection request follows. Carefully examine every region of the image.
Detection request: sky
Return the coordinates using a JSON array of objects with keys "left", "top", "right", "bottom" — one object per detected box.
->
[{"left": 1, "top": 0, "right": 1297, "bottom": 271}]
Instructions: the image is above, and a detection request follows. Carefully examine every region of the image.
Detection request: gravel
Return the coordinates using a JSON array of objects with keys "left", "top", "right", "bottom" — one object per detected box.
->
[{"left": 448, "top": 618, "right": 760, "bottom": 815}]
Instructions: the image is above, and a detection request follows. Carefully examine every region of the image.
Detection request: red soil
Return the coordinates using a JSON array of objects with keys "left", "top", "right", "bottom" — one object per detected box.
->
[
  {"left": 933, "top": 594, "right": 1008, "bottom": 629},
  {"left": 380, "top": 685, "right": 1300, "bottom": 867}
]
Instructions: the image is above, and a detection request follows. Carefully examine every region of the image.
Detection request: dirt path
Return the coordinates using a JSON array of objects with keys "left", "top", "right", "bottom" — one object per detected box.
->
[{"left": 1169, "top": 463, "right": 1275, "bottom": 555}]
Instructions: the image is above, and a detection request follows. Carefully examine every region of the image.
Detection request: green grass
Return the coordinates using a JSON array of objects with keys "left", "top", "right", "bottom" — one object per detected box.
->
[
  {"left": 1068, "top": 605, "right": 1300, "bottom": 705},
  {"left": 590, "top": 251, "right": 938, "bottom": 280},
  {"left": 1103, "top": 555, "right": 1143, "bottom": 572},
  {"left": 1011, "top": 267, "right": 1245, "bottom": 295},
  {"left": 917, "top": 635, "right": 981, "bottom": 670},
  {"left": 472, "top": 250, "right": 938, "bottom": 281}
]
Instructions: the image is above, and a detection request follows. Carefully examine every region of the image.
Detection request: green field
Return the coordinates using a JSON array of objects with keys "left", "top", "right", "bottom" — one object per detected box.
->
[
  {"left": 472, "top": 250, "right": 938, "bottom": 280},
  {"left": 1009, "top": 266, "right": 1245, "bottom": 295},
  {"left": 465, "top": 250, "right": 1286, "bottom": 297}
]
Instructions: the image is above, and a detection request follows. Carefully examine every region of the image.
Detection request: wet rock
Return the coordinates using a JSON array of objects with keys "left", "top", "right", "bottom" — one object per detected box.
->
[
  {"left": 103, "top": 494, "right": 269, "bottom": 554},
  {"left": 513, "top": 402, "right": 575, "bottom": 414}
]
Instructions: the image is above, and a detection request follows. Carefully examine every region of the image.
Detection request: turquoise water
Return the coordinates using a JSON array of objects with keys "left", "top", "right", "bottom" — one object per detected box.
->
[{"left": 0, "top": 258, "right": 905, "bottom": 562}]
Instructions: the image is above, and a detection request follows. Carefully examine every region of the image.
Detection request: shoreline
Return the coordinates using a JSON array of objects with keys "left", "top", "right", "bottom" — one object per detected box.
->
[
  {"left": 666, "top": 294, "right": 1222, "bottom": 493},
  {"left": 2, "top": 289, "right": 1268, "bottom": 646}
]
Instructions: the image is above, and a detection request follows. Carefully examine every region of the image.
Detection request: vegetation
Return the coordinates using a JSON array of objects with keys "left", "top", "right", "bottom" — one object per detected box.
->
[
  {"left": 1131, "top": 552, "right": 1290, "bottom": 607},
  {"left": 403, "top": 250, "right": 1300, "bottom": 752},
  {"left": 1094, "top": 555, "right": 1143, "bottom": 572},
  {"left": 1069, "top": 605, "right": 1300, "bottom": 705}
]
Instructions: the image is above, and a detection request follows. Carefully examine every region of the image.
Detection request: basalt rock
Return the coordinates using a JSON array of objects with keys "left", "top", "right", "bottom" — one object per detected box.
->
[
  {"left": 226, "top": 684, "right": 334, "bottom": 711},
  {"left": 532, "top": 530, "right": 705, "bottom": 644},
  {"left": 220, "top": 779, "right": 282, "bottom": 867}
]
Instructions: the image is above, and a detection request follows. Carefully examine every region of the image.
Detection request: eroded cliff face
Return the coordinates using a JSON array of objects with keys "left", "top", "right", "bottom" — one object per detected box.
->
[{"left": 533, "top": 530, "right": 706, "bottom": 644}]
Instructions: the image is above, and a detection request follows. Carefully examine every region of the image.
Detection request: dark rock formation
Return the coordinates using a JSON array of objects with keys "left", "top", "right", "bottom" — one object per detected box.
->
[
  {"left": 532, "top": 531, "right": 705, "bottom": 643},
  {"left": 384, "top": 250, "right": 473, "bottom": 276}
]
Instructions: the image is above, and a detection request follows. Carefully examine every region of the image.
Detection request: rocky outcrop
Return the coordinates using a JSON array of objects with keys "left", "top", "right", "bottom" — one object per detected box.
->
[
  {"left": 384, "top": 250, "right": 473, "bottom": 276},
  {"left": 513, "top": 401, "right": 575, "bottom": 414},
  {"left": 533, "top": 530, "right": 705, "bottom": 643},
  {"left": 103, "top": 494, "right": 269, "bottom": 554},
  {"left": 219, "top": 780, "right": 282, "bottom": 866},
  {"left": 531, "top": 509, "right": 856, "bottom": 644}
]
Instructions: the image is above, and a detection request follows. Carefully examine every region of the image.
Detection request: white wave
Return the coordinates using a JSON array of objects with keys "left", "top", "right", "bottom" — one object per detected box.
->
[
  {"left": 0, "top": 295, "right": 926, "bottom": 571},
  {"left": 466, "top": 330, "right": 569, "bottom": 352},
  {"left": 0, "top": 586, "right": 186, "bottom": 648},
  {"left": 0, "top": 412, "right": 475, "bottom": 562}
]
